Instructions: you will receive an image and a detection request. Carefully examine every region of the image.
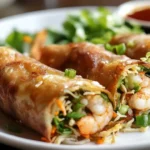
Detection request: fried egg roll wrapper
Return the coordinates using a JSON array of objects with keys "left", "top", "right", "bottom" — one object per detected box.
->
[
  {"left": 110, "top": 33, "right": 150, "bottom": 59},
  {"left": 33, "top": 42, "right": 150, "bottom": 110},
  {"left": 0, "top": 47, "right": 113, "bottom": 141}
]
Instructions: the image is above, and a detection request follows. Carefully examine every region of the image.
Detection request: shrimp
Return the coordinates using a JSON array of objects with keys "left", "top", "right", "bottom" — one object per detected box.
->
[
  {"left": 128, "top": 87, "right": 150, "bottom": 111},
  {"left": 140, "top": 72, "right": 150, "bottom": 88},
  {"left": 126, "top": 71, "right": 150, "bottom": 111},
  {"left": 77, "top": 95, "right": 113, "bottom": 135}
]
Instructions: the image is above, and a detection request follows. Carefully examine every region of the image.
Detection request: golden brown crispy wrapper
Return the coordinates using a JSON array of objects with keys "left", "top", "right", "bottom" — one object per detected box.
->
[
  {"left": 31, "top": 42, "right": 150, "bottom": 109},
  {"left": 110, "top": 33, "right": 150, "bottom": 59},
  {"left": 31, "top": 30, "right": 48, "bottom": 60},
  {"left": 0, "top": 47, "right": 112, "bottom": 140}
]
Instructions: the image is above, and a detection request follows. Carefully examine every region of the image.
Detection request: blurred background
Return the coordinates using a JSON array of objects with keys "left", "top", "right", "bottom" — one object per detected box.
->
[{"left": 0, "top": 0, "right": 130, "bottom": 19}]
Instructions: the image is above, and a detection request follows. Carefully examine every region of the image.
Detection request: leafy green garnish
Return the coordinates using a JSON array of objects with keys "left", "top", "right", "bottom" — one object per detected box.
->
[
  {"left": 45, "top": 29, "right": 69, "bottom": 45},
  {"left": 64, "top": 68, "right": 76, "bottom": 78},
  {"left": 5, "top": 30, "right": 34, "bottom": 53},
  {"left": 67, "top": 112, "right": 85, "bottom": 120},
  {"left": 44, "top": 7, "right": 143, "bottom": 45},
  {"left": 6, "top": 30, "right": 24, "bottom": 52},
  {"left": 2, "top": 7, "right": 143, "bottom": 54}
]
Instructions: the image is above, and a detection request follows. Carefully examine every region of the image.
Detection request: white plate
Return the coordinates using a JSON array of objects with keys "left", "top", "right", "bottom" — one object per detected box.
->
[{"left": 0, "top": 6, "right": 150, "bottom": 150}]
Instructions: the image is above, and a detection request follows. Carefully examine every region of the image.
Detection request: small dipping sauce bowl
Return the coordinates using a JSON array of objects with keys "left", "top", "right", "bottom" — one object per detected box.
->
[{"left": 115, "top": 0, "right": 150, "bottom": 33}]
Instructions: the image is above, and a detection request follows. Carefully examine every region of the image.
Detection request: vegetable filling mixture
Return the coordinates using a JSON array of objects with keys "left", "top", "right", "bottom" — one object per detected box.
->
[
  {"left": 51, "top": 90, "right": 113, "bottom": 144},
  {"left": 116, "top": 64, "right": 150, "bottom": 127}
]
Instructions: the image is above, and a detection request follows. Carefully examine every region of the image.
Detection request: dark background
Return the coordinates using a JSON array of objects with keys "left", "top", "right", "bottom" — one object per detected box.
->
[
  {"left": 0, "top": 0, "right": 130, "bottom": 149},
  {"left": 0, "top": 0, "right": 129, "bottom": 18}
]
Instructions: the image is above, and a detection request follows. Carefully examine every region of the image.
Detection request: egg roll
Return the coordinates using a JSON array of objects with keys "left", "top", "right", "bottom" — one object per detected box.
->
[
  {"left": 31, "top": 42, "right": 150, "bottom": 112},
  {"left": 110, "top": 33, "right": 150, "bottom": 59},
  {"left": 0, "top": 47, "right": 114, "bottom": 144}
]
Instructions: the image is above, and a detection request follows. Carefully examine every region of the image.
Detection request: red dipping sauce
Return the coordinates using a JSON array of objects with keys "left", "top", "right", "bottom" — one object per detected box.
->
[{"left": 127, "top": 7, "right": 150, "bottom": 21}]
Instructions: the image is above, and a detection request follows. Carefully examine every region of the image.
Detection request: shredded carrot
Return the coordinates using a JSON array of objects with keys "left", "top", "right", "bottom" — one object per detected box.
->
[
  {"left": 113, "top": 111, "right": 117, "bottom": 118},
  {"left": 56, "top": 99, "right": 66, "bottom": 115},
  {"left": 54, "top": 111, "right": 59, "bottom": 116},
  {"left": 41, "top": 137, "right": 50, "bottom": 142},
  {"left": 51, "top": 126, "right": 56, "bottom": 135},
  {"left": 97, "top": 138, "right": 104, "bottom": 144},
  {"left": 23, "top": 36, "right": 33, "bottom": 44}
]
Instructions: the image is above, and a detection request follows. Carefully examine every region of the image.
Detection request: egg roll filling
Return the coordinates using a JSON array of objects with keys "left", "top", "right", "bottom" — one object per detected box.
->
[
  {"left": 116, "top": 64, "right": 150, "bottom": 126},
  {"left": 51, "top": 89, "right": 113, "bottom": 144}
]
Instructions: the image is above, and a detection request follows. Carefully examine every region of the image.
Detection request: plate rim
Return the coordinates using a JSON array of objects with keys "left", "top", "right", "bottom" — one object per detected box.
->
[
  {"left": 0, "top": 5, "right": 115, "bottom": 22},
  {"left": 1, "top": 131, "right": 150, "bottom": 150}
]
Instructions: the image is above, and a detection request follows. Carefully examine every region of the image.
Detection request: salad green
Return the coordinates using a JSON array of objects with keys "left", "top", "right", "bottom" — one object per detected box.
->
[{"left": 1, "top": 7, "right": 143, "bottom": 54}]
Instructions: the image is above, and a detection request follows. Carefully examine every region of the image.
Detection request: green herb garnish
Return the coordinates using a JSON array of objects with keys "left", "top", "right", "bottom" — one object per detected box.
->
[
  {"left": 5, "top": 30, "right": 34, "bottom": 53},
  {"left": 45, "top": 29, "right": 68, "bottom": 45},
  {"left": 64, "top": 68, "right": 76, "bottom": 78},
  {"left": 141, "top": 52, "right": 150, "bottom": 62},
  {"left": 73, "top": 102, "right": 85, "bottom": 111},
  {"left": 105, "top": 43, "right": 126, "bottom": 55},
  {"left": 118, "top": 104, "right": 129, "bottom": 115},
  {"left": 135, "top": 114, "right": 149, "bottom": 127},
  {"left": 67, "top": 112, "right": 85, "bottom": 120},
  {"left": 127, "top": 41, "right": 135, "bottom": 48},
  {"left": 2, "top": 7, "right": 143, "bottom": 53}
]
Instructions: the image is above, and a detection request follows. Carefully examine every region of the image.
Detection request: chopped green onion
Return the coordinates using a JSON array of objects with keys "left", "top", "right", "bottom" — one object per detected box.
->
[
  {"left": 118, "top": 104, "right": 129, "bottom": 115},
  {"left": 100, "top": 92, "right": 109, "bottom": 102},
  {"left": 141, "top": 52, "right": 150, "bottom": 62},
  {"left": 127, "top": 41, "right": 135, "bottom": 48},
  {"left": 135, "top": 114, "right": 149, "bottom": 127},
  {"left": 117, "top": 76, "right": 124, "bottom": 89},
  {"left": 58, "top": 127, "right": 72, "bottom": 135},
  {"left": 53, "top": 117, "right": 60, "bottom": 127},
  {"left": 67, "top": 112, "right": 85, "bottom": 120},
  {"left": 134, "top": 84, "right": 141, "bottom": 93},
  {"left": 64, "top": 69, "right": 76, "bottom": 78},
  {"left": 73, "top": 102, "right": 85, "bottom": 111},
  {"left": 115, "top": 43, "right": 126, "bottom": 55},
  {"left": 53, "top": 117, "right": 72, "bottom": 135},
  {"left": 105, "top": 43, "right": 126, "bottom": 55},
  {"left": 104, "top": 43, "right": 113, "bottom": 51}
]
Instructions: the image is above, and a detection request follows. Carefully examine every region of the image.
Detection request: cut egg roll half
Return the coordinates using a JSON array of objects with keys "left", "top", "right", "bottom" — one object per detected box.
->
[
  {"left": 31, "top": 42, "right": 150, "bottom": 114},
  {"left": 0, "top": 47, "right": 113, "bottom": 144},
  {"left": 110, "top": 33, "right": 150, "bottom": 59}
]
